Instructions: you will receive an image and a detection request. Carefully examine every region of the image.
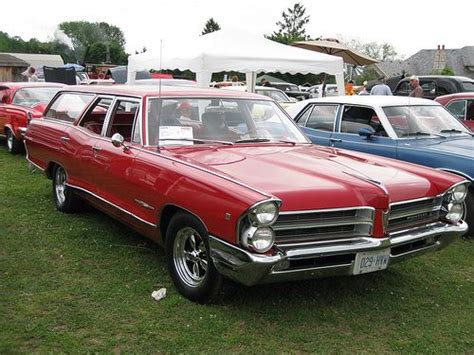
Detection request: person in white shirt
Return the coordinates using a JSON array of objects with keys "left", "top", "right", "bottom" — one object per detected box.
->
[{"left": 370, "top": 77, "right": 392, "bottom": 96}]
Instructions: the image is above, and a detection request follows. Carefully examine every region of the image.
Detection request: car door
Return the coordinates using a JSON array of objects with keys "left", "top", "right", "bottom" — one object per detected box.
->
[
  {"left": 91, "top": 97, "right": 142, "bottom": 214},
  {"left": 65, "top": 95, "right": 114, "bottom": 193},
  {"left": 0, "top": 87, "right": 12, "bottom": 135},
  {"left": 295, "top": 103, "right": 339, "bottom": 146},
  {"left": 330, "top": 105, "right": 397, "bottom": 158},
  {"left": 26, "top": 92, "right": 94, "bottom": 172}
]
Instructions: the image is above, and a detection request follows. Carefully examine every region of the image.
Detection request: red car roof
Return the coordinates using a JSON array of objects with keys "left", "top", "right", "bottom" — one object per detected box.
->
[
  {"left": 58, "top": 84, "right": 272, "bottom": 100},
  {"left": 435, "top": 92, "right": 474, "bottom": 104}
]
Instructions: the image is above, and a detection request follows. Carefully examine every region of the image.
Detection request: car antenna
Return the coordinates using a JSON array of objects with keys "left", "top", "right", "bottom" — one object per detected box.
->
[{"left": 156, "top": 39, "right": 163, "bottom": 152}]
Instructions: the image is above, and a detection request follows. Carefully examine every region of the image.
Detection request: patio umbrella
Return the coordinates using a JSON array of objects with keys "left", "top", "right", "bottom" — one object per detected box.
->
[{"left": 292, "top": 40, "right": 378, "bottom": 66}]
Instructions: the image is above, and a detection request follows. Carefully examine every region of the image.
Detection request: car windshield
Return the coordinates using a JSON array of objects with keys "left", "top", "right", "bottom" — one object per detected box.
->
[
  {"left": 383, "top": 105, "right": 471, "bottom": 138},
  {"left": 147, "top": 98, "right": 309, "bottom": 146},
  {"left": 256, "top": 89, "right": 290, "bottom": 102},
  {"left": 11, "top": 87, "right": 62, "bottom": 107}
]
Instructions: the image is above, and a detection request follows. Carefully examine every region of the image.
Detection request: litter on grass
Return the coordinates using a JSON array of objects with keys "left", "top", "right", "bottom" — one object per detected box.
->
[{"left": 151, "top": 288, "right": 167, "bottom": 301}]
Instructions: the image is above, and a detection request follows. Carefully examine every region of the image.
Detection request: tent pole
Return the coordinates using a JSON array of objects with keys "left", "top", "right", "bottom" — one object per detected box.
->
[
  {"left": 245, "top": 72, "right": 257, "bottom": 93},
  {"left": 335, "top": 72, "right": 345, "bottom": 97}
]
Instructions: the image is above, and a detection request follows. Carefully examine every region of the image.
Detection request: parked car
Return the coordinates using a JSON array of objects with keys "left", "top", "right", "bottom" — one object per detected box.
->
[
  {"left": 0, "top": 82, "right": 64, "bottom": 153},
  {"left": 25, "top": 86, "right": 468, "bottom": 302},
  {"left": 222, "top": 85, "right": 297, "bottom": 108},
  {"left": 286, "top": 96, "right": 474, "bottom": 234},
  {"left": 393, "top": 76, "right": 474, "bottom": 100},
  {"left": 303, "top": 84, "right": 339, "bottom": 98},
  {"left": 435, "top": 93, "right": 474, "bottom": 130},
  {"left": 267, "top": 82, "right": 312, "bottom": 101}
]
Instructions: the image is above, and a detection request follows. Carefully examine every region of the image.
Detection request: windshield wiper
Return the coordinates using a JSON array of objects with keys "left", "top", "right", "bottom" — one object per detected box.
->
[
  {"left": 440, "top": 129, "right": 465, "bottom": 134},
  {"left": 402, "top": 131, "right": 445, "bottom": 138},
  {"left": 235, "top": 138, "right": 298, "bottom": 145},
  {"left": 158, "top": 138, "right": 234, "bottom": 145}
]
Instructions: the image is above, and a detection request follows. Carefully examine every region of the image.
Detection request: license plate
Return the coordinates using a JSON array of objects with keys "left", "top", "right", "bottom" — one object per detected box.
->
[{"left": 353, "top": 249, "right": 390, "bottom": 275}]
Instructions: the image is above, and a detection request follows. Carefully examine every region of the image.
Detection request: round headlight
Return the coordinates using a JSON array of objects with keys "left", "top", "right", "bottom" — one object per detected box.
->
[
  {"left": 446, "top": 203, "right": 464, "bottom": 223},
  {"left": 450, "top": 184, "right": 468, "bottom": 203},
  {"left": 249, "top": 202, "right": 279, "bottom": 226},
  {"left": 241, "top": 226, "right": 275, "bottom": 253}
]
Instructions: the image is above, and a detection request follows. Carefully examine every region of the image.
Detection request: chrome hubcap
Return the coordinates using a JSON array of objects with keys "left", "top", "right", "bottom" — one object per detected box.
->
[
  {"left": 6, "top": 131, "right": 13, "bottom": 151},
  {"left": 173, "top": 227, "right": 208, "bottom": 287},
  {"left": 55, "top": 168, "right": 67, "bottom": 205}
]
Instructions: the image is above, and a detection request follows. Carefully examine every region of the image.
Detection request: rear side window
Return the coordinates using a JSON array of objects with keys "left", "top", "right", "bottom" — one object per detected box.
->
[
  {"left": 44, "top": 93, "right": 94, "bottom": 123},
  {"left": 446, "top": 100, "right": 466, "bottom": 118},
  {"left": 79, "top": 97, "right": 113, "bottom": 135},
  {"left": 305, "top": 104, "right": 338, "bottom": 131}
]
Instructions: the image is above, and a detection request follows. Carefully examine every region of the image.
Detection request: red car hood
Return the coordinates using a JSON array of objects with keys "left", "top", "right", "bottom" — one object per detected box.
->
[{"left": 164, "top": 144, "right": 451, "bottom": 211}]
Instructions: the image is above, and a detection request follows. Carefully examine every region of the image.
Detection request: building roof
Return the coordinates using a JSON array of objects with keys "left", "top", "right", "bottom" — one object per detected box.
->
[
  {"left": 376, "top": 46, "right": 474, "bottom": 79},
  {"left": 0, "top": 53, "right": 29, "bottom": 67},
  {"left": 0, "top": 53, "right": 64, "bottom": 68}
]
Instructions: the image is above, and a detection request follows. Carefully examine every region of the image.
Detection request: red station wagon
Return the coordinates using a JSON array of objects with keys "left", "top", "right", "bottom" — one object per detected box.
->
[
  {"left": 0, "top": 82, "right": 64, "bottom": 153},
  {"left": 435, "top": 93, "right": 474, "bottom": 131},
  {"left": 24, "top": 85, "right": 469, "bottom": 303}
]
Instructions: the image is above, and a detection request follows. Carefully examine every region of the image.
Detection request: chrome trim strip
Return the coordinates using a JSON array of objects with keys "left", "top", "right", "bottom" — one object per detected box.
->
[
  {"left": 272, "top": 219, "right": 373, "bottom": 231},
  {"left": 278, "top": 206, "right": 375, "bottom": 215},
  {"left": 389, "top": 205, "right": 441, "bottom": 221},
  {"left": 66, "top": 183, "right": 156, "bottom": 227},
  {"left": 436, "top": 168, "right": 473, "bottom": 182},
  {"left": 390, "top": 195, "right": 440, "bottom": 206}
]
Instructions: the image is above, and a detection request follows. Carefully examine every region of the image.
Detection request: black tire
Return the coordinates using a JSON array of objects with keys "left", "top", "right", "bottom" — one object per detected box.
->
[
  {"left": 52, "top": 165, "right": 82, "bottom": 213},
  {"left": 165, "top": 211, "right": 223, "bottom": 303},
  {"left": 6, "top": 129, "right": 23, "bottom": 154},
  {"left": 463, "top": 188, "right": 474, "bottom": 238}
]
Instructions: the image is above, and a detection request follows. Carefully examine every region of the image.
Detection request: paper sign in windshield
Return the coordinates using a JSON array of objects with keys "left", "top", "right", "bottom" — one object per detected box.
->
[{"left": 159, "top": 126, "right": 194, "bottom": 145}]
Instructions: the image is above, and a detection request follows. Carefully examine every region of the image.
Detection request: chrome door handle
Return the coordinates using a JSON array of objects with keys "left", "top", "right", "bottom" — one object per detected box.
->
[
  {"left": 329, "top": 138, "right": 342, "bottom": 143},
  {"left": 60, "top": 136, "right": 70, "bottom": 142},
  {"left": 92, "top": 145, "right": 102, "bottom": 152}
]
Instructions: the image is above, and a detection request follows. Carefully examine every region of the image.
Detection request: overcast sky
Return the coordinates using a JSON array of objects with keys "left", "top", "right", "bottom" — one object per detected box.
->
[{"left": 2, "top": 0, "right": 472, "bottom": 58}]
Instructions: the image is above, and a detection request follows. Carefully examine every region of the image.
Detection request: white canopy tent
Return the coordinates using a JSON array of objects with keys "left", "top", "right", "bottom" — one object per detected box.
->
[{"left": 127, "top": 29, "right": 345, "bottom": 95}]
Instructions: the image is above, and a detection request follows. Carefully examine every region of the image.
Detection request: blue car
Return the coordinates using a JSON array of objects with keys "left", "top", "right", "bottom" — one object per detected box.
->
[{"left": 286, "top": 96, "right": 474, "bottom": 235}]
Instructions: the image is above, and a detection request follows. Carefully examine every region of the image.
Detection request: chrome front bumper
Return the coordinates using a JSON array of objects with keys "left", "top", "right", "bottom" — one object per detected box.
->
[{"left": 209, "top": 221, "right": 467, "bottom": 286}]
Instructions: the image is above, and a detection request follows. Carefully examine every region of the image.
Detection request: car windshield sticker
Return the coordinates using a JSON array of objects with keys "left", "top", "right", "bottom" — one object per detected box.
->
[{"left": 159, "top": 126, "right": 194, "bottom": 145}]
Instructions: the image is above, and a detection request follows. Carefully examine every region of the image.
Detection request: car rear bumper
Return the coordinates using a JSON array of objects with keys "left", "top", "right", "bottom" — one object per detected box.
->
[{"left": 209, "top": 220, "right": 467, "bottom": 286}]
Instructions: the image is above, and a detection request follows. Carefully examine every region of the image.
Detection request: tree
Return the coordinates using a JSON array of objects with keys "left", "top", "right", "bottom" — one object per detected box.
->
[
  {"left": 266, "top": 3, "right": 310, "bottom": 45},
  {"left": 202, "top": 18, "right": 221, "bottom": 35},
  {"left": 342, "top": 38, "right": 398, "bottom": 61},
  {"left": 58, "top": 21, "right": 128, "bottom": 63}
]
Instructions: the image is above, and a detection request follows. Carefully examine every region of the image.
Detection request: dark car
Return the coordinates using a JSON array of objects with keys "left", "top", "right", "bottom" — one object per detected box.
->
[
  {"left": 393, "top": 76, "right": 474, "bottom": 100},
  {"left": 267, "top": 82, "right": 312, "bottom": 101}
]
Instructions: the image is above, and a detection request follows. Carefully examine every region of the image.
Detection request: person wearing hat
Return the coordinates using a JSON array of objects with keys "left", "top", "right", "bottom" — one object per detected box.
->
[
  {"left": 359, "top": 81, "right": 370, "bottom": 95},
  {"left": 409, "top": 75, "right": 423, "bottom": 98}
]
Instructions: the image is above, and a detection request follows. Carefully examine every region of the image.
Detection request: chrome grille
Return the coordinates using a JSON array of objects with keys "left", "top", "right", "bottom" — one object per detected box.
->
[
  {"left": 388, "top": 197, "right": 443, "bottom": 233},
  {"left": 273, "top": 207, "right": 374, "bottom": 247}
]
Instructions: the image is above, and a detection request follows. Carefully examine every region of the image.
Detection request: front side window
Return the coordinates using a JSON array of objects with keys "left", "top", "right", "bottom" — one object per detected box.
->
[
  {"left": 446, "top": 100, "right": 466, "bottom": 118},
  {"left": 44, "top": 93, "right": 94, "bottom": 123},
  {"left": 12, "top": 87, "right": 62, "bottom": 107},
  {"left": 383, "top": 105, "right": 471, "bottom": 138},
  {"left": 467, "top": 100, "right": 474, "bottom": 121},
  {"left": 305, "top": 104, "right": 338, "bottom": 132},
  {"left": 147, "top": 98, "right": 308, "bottom": 146},
  {"left": 395, "top": 81, "right": 410, "bottom": 95},
  {"left": 462, "top": 82, "right": 474, "bottom": 91},
  {"left": 106, "top": 100, "right": 140, "bottom": 142},
  {"left": 340, "top": 105, "right": 388, "bottom": 136}
]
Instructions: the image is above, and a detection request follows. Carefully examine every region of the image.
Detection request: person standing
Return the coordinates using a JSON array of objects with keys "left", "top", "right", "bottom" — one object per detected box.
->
[
  {"left": 409, "top": 75, "right": 423, "bottom": 98},
  {"left": 370, "top": 77, "right": 392, "bottom": 96},
  {"left": 345, "top": 80, "right": 354, "bottom": 96},
  {"left": 359, "top": 81, "right": 370, "bottom": 95},
  {"left": 25, "top": 67, "right": 39, "bottom": 82}
]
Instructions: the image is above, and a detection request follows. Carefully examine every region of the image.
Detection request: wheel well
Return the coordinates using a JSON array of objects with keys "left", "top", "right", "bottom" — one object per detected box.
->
[
  {"left": 159, "top": 205, "right": 182, "bottom": 241},
  {"left": 45, "top": 162, "right": 58, "bottom": 179},
  {"left": 159, "top": 205, "right": 208, "bottom": 242}
]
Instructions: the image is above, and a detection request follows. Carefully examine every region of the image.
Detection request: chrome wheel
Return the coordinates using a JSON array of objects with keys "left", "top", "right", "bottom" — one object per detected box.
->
[
  {"left": 55, "top": 167, "right": 67, "bottom": 206},
  {"left": 6, "top": 130, "right": 13, "bottom": 152},
  {"left": 173, "top": 227, "right": 208, "bottom": 287}
]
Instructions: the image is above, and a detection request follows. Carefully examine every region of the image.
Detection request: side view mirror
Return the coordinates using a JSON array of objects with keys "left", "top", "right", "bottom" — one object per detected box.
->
[
  {"left": 358, "top": 127, "right": 375, "bottom": 139},
  {"left": 111, "top": 133, "right": 128, "bottom": 150}
]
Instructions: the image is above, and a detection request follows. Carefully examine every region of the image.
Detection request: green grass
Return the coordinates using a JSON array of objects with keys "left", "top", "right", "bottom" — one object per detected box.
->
[{"left": 0, "top": 148, "right": 473, "bottom": 353}]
